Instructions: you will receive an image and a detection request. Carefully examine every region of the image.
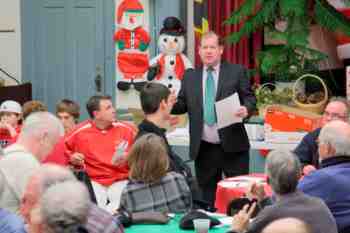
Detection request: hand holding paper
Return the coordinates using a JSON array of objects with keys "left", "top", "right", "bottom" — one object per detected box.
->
[
  {"left": 215, "top": 93, "right": 244, "bottom": 129},
  {"left": 235, "top": 106, "right": 248, "bottom": 118}
]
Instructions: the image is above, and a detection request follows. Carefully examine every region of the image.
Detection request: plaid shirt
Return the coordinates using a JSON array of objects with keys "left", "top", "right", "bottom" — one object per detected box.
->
[
  {"left": 85, "top": 204, "right": 124, "bottom": 233},
  {"left": 120, "top": 172, "right": 192, "bottom": 213}
]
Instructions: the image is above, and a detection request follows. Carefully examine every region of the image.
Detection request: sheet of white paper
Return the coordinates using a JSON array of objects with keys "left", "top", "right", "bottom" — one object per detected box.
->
[{"left": 215, "top": 93, "right": 242, "bottom": 129}]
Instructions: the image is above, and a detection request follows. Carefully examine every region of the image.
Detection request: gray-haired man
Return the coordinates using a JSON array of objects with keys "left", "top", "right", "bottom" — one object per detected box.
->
[
  {"left": 298, "top": 120, "right": 350, "bottom": 232},
  {"left": 33, "top": 181, "right": 90, "bottom": 233},
  {"left": 227, "top": 149, "right": 337, "bottom": 233},
  {"left": 20, "top": 164, "right": 124, "bottom": 233},
  {"left": 0, "top": 112, "right": 64, "bottom": 213},
  {"left": 294, "top": 97, "right": 350, "bottom": 171}
]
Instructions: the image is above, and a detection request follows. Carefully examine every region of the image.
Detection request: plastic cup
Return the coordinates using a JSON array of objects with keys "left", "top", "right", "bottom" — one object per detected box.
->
[{"left": 193, "top": 219, "right": 210, "bottom": 233}]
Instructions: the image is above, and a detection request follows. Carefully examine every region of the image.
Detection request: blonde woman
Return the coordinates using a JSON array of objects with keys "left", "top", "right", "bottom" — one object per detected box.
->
[{"left": 119, "top": 133, "right": 191, "bottom": 213}]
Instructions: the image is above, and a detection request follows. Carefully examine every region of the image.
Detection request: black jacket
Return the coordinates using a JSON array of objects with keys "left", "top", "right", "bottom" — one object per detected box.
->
[{"left": 171, "top": 62, "right": 256, "bottom": 160}]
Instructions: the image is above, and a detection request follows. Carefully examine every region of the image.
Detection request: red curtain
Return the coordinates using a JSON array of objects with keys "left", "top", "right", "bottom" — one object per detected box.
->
[{"left": 194, "top": 0, "right": 262, "bottom": 84}]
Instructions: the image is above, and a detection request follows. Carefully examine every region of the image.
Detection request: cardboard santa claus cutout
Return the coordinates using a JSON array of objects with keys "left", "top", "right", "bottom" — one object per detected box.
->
[
  {"left": 114, "top": 0, "right": 150, "bottom": 91},
  {"left": 148, "top": 17, "right": 193, "bottom": 95}
]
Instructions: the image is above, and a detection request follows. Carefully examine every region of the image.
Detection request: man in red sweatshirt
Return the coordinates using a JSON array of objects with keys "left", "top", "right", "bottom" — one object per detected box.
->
[{"left": 65, "top": 95, "right": 136, "bottom": 213}]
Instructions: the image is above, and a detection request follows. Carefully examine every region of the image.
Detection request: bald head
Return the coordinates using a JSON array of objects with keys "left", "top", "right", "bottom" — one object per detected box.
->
[
  {"left": 20, "top": 164, "right": 77, "bottom": 224},
  {"left": 31, "top": 164, "right": 77, "bottom": 192},
  {"left": 262, "top": 218, "right": 312, "bottom": 233},
  {"left": 17, "top": 111, "right": 64, "bottom": 160}
]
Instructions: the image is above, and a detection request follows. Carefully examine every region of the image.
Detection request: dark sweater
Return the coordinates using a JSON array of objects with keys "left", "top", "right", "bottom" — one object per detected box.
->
[
  {"left": 227, "top": 191, "right": 337, "bottom": 233},
  {"left": 294, "top": 128, "right": 321, "bottom": 168}
]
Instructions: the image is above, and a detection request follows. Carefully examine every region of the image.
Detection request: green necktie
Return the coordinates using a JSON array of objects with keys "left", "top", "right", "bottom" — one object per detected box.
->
[{"left": 204, "top": 67, "right": 216, "bottom": 125}]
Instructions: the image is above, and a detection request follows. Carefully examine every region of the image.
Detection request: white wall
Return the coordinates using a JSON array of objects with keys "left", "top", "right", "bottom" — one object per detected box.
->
[{"left": 0, "top": 0, "right": 21, "bottom": 85}]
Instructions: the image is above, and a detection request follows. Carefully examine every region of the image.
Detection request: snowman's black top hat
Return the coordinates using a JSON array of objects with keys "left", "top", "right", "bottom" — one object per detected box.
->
[{"left": 160, "top": 16, "right": 186, "bottom": 36}]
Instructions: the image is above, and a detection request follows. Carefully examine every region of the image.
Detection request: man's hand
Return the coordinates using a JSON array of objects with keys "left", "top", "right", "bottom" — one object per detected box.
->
[
  {"left": 303, "top": 165, "right": 316, "bottom": 176},
  {"left": 231, "top": 203, "right": 256, "bottom": 233},
  {"left": 0, "top": 122, "right": 17, "bottom": 137},
  {"left": 70, "top": 152, "right": 85, "bottom": 167},
  {"left": 235, "top": 106, "right": 248, "bottom": 118},
  {"left": 246, "top": 182, "right": 266, "bottom": 202}
]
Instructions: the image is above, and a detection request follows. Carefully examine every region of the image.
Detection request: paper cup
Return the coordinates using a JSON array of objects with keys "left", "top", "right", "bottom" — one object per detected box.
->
[{"left": 193, "top": 219, "right": 210, "bottom": 233}]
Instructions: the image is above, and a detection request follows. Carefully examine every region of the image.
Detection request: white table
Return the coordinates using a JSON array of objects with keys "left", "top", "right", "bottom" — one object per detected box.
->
[{"left": 167, "top": 136, "right": 298, "bottom": 151}]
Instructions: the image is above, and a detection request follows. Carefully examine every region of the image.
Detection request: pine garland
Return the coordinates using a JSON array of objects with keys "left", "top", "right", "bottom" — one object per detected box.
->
[{"left": 225, "top": 0, "right": 350, "bottom": 81}]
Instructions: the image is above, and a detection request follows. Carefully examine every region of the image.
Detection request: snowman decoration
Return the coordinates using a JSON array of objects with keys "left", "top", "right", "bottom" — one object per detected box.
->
[
  {"left": 148, "top": 17, "right": 193, "bottom": 94},
  {"left": 114, "top": 0, "right": 150, "bottom": 91}
]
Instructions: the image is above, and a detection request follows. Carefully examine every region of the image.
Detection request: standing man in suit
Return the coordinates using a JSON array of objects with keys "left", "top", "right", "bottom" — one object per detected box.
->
[{"left": 171, "top": 31, "right": 256, "bottom": 206}]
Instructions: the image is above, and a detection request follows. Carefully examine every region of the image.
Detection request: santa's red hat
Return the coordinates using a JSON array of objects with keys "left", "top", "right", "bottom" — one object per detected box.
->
[{"left": 117, "top": 0, "right": 144, "bottom": 24}]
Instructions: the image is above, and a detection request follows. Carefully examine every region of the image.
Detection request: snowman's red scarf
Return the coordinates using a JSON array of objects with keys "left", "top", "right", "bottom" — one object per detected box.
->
[{"left": 156, "top": 54, "right": 185, "bottom": 81}]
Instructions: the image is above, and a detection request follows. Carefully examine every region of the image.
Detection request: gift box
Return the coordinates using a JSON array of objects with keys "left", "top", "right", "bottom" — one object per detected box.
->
[{"left": 264, "top": 105, "right": 322, "bottom": 132}]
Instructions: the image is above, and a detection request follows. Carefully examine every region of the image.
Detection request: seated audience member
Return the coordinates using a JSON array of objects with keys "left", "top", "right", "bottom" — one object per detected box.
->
[
  {"left": 30, "top": 181, "right": 90, "bottom": 233},
  {"left": 294, "top": 97, "right": 349, "bottom": 171},
  {"left": 22, "top": 100, "right": 48, "bottom": 119},
  {"left": 0, "top": 171, "right": 26, "bottom": 233},
  {"left": 119, "top": 133, "right": 191, "bottom": 213},
  {"left": 227, "top": 149, "right": 337, "bottom": 233},
  {"left": 0, "top": 112, "right": 64, "bottom": 213},
  {"left": 137, "top": 83, "right": 192, "bottom": 178},
  {"left": 298, "top": 120, "right": 350, "bottom": 232},
  {"left": 43, "top": 99, "right": 81, "bottom": 165},
  {"left": 56, "top": 99, "right": 80, "bottom": 134},
  {"left": 65, "top": 95, "right": 136, "bottom": 213},
  {"left": 261, "top": 218, "right": 312, "bottom": 233},
  {"left": 0, "top": 100, "right": 22, "bottom": 148},
  {"left": 20, "top": 164, "right": 124, "bottom": 233}
]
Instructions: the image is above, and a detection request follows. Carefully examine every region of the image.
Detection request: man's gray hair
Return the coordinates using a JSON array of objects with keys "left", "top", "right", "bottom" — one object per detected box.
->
[
  {"left": 318, "top": 120, "right": 350, "bottom": 157},
  {"left": 19, "top": 111, "right": 64, "bottom": 140},
  {"left": 40, "top": 181, "right": 90, "bottom": 233},
  {"left": 265, "top": 149, "right": 301, "bottom": 195},
  {"left": 33, "top": 164, "right": 77, "bottom": 193},
  {"left": 262, "top": 217, "right": 312, "bottom": 233}
]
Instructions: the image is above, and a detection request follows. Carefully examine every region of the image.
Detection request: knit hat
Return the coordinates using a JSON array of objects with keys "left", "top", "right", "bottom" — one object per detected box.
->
[
  {"left": 160, "top": 17, "right": 186, "bottom": 36},
  {"left": 0, "top": 100, "right": 22, "bottom": 114},
  {"left": 117, "top": 0, "right": 144, "bottom": 24}
]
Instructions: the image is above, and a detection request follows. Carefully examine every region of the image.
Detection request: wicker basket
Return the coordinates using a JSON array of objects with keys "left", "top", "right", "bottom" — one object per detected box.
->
[{"left": 292, "top": 74, "right": 328, "bottom": 114}]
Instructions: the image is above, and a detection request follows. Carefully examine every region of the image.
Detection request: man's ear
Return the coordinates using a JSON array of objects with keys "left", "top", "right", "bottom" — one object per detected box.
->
[
  {"left": 219, "top": 45, "right": 224, "bottom": 55},
  {"left": 326, "top": 143, "right": 336, "bottom": 156},
  {"left": 159, "top": 99, "right": 167, "bottom": 110},
  {"left": 92, "top": 110, "right": 98, "bottom": 119}
]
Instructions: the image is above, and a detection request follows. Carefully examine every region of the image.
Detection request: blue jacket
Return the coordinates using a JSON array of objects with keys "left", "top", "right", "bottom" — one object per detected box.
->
[
  {"left": 298, "top": 156, "right": 350, "bottom": 232},
  {"left": 0, "top": 208, "right": 26, "bottom": 233}
]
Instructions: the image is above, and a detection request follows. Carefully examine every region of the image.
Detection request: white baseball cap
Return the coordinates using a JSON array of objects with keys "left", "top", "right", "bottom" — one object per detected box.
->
[{"left": 0, "top": 100, "right": 22, "bottom": 114}]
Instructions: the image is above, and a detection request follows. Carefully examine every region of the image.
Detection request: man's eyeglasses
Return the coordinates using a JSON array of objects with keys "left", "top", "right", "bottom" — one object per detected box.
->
[{"left": 323, "top": 111, "right": 347, "bottom": 120}]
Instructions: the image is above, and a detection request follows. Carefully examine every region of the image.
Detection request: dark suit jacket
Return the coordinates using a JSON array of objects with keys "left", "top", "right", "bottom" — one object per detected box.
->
[
  {"left": 171, "top": 61, "right": 256, "bottom": 160},
  {"left": 227, "top": 192, "right": 337, "bottom": 233}
]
